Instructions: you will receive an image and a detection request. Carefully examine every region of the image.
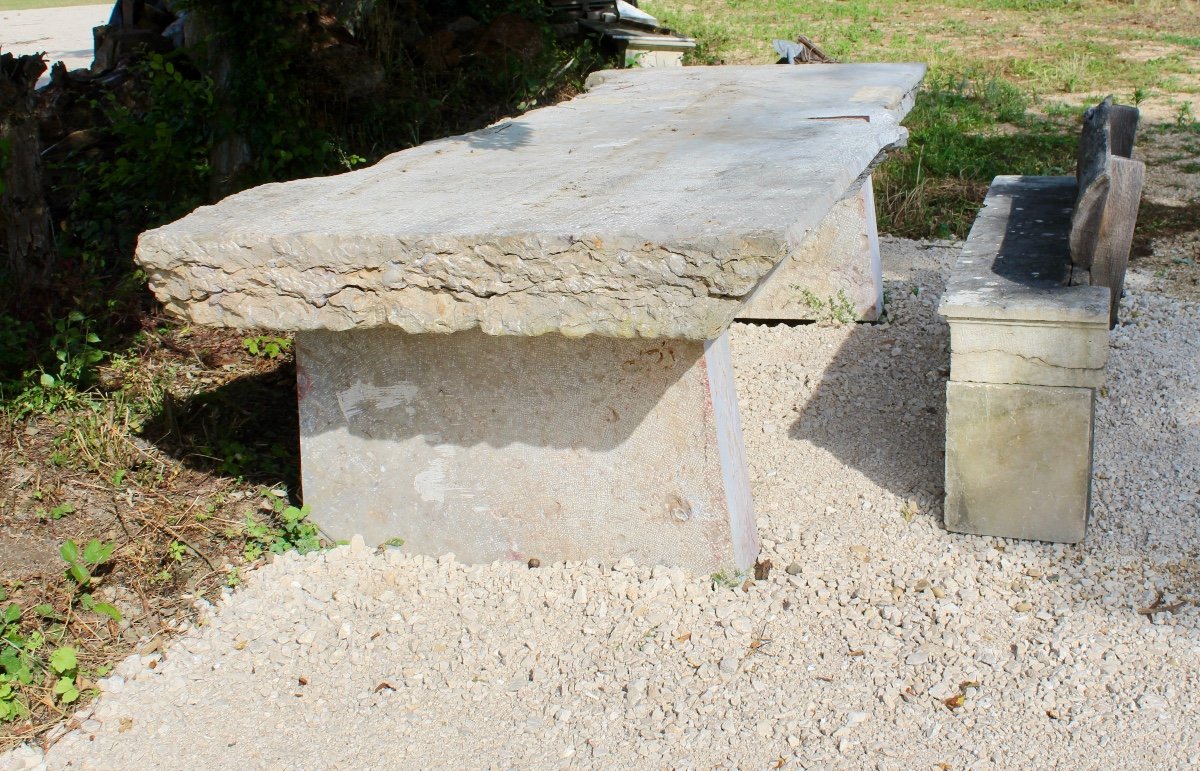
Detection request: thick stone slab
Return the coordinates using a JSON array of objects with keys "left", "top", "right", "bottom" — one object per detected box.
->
[
  {"left": 296, "top": 328, "right": 758, "bottom": 572},
  {"left": 944, "top": 381, "right": 1094, "bottom": 543},
  {"left": 939, "top": 176, "right": 1109, "bottom": 388},
  {"left": 737, "top": 178, "right": 882, "bottom": 322},
  {"left": 137, "top": 63, "right": 925, "bottom": 340}
]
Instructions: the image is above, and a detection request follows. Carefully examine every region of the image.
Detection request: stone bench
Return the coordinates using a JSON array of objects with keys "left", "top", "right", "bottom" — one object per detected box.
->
[
  {"left": 137, "top": 63, "right": 926, "bottom": 573},
  {"left": 938, "top": 98, "right": 1144, "bottom": 542}
]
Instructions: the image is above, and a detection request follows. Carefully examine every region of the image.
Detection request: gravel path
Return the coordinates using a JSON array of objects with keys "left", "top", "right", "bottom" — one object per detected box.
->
[
  {"left": 0, "top": 4, "right": 111, "bottom": 88},
  {"left": 9, "top": 237, "right": 1200, "bottom": 769}
]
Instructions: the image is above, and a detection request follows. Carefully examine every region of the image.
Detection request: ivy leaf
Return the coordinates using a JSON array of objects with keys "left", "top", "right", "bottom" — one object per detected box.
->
[
  {"left": 49, "top": 646, "right": 76, "bottom": 675},
  {"left": 59, "top": 540, "right": 79, "bottom": 564},
  {"left": 2, "top": 604, "right": 19, "bottom": 624},
  {"left": 53, "top": 676, "right": 79, "bottom": 703},
  {"left": 92, "top": 603, "right": 121, "bottom": 623}
]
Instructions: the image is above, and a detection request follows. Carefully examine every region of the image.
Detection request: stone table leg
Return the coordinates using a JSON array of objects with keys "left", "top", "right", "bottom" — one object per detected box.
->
[
  {"left": 295, "top": 328, "right": 758, "bottom": 573},
  {"left": 737, "top": 176, "right": 882, "bottom": 322}
]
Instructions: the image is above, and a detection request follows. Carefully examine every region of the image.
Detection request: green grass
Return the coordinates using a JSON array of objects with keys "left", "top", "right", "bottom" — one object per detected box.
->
[
  {"left": 0, "top": 0, "right": 105, "bottom": 10},
  {"left": 643, "top": 0, "right": 1200, "bottom": 237},
  {"left": 874, "top": 71, "right": 1078, "bottom": 238}
]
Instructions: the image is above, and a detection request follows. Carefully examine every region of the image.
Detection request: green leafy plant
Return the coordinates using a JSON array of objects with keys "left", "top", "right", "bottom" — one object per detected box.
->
[
  {"left": 36, "top": 502, "right": 75, "bottom": 521},
  {"left": 243, "top": 335, "right": 292, "bottom": 359},
  {"left": 60, "top": 539, "right": 122, "bottom": 623},
  {"left": 798, "top": 288, "right": 857, "bottom": 324},
  {"left": 1, "top": 310, "right": 110, "bottom": 419},
  {"left": 55, "top": 52, "right": 215, "bottom": 277},
  {"left": 711, "top": 569, "right": 747, "bottom": 589},
  {"left": 1176, "top": 102, "right": 1199, "bottom": 132},
  {"left": 49, "top": 646, "right": 80, "bottom": 705},
  {"left": 0, "top": 587, "right": 91, "bottom": 720},
  {"left": 243, "top": 489, "right": 321, "bottom": 560},
  {"left": 42, "top": 311, "right": 104, "bottom": 389},
  {"left": 0, "top": 593, "right": 33, "bottom": 721}
]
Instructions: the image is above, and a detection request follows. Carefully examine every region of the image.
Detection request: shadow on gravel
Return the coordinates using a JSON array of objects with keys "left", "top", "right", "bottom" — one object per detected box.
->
[{"left": 787, "top": 270, "right": 952, "bottom": 521}]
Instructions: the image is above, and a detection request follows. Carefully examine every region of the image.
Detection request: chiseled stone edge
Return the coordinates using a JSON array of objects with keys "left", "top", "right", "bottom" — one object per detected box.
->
[{"left": 137, "top": 231, "right": 786, "bottom": 339}]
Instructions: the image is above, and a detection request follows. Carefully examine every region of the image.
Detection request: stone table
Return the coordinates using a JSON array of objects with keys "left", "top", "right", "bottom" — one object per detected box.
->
[{"left": 138, "top": 63, "right": 926, "bottom": 572}]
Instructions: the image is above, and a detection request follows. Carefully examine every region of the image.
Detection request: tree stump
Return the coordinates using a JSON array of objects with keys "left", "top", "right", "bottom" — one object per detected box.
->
[{"left": 1, "top": 52, "right": 55, "bottom": 301}]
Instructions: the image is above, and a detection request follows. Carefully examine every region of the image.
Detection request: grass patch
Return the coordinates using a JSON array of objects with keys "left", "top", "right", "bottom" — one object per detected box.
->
[
  {"left": 876, "top": 71, "right": 1078, "bottom": 238},
  {"left": 645, "top": 0, "right": 1200, "bottom": 238}
]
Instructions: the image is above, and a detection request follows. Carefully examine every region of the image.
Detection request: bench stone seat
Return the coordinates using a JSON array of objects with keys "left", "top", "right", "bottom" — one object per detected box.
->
[
  {"left": 137, "top": 63, "right": 926, "bottom": 572},
  {"left": 940, "top": 176, "right": 1111, "bottom": 389}
]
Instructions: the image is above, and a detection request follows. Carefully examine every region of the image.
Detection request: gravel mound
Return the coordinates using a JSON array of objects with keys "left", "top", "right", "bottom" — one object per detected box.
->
[{"left": 13, "top": 237, "right": 1200, "bottom": 769}]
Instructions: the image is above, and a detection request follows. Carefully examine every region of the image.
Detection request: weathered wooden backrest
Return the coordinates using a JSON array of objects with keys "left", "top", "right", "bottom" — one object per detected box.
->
[{"left": 1069, "top": 97, "right": 1144, "bottom": 327}]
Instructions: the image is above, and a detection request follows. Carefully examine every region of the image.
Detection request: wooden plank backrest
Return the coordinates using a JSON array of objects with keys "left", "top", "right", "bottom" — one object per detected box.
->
[
  {"left": 1069, "top": 97, "right": 1115, "bottom": 270},
  {"left": 1068, "top": 97, "right": 1143, "bottom": 327},
  {"left": 1109, "top": 104, "right": 1139, "bottom": 159}
]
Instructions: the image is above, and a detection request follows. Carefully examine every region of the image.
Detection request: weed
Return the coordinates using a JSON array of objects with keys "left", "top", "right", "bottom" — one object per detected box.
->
[
  {"left": 1, "top": 311, "right": 109, "bottom": 419},
  {"left": 60, "top": 539, "right": 122, "bottom": 622},
  {"left": 35, "top": 503, "right": 74, "bottom": 522},
  {"left": 242, "top": 488, "right": 321, "bottom": 560},
  {"left": 798, "top": 288, "right": 857, "bottom": 324},
  {"left": 0, "top": 585, "right": 87, "bottom": 722},
  {"left": 1176, "top": 102, "right": 1199, "bottom": 132},
  {"left": 48, "top": 647, "right": 79, "bottom": 705},
  {"left": 711, "top": 569, "right": 747, "bottom": 589},
  {"left": 382, "top": 537, "right": 406, "bottom": 549},
  {"left": 243, "top": 335, "right": 292, "bottom": 359}
]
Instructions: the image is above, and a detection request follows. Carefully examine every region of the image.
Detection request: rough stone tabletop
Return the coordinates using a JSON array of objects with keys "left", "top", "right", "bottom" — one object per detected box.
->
[{"left": 138, "top": 63, "right": 925, "bottom": 339}]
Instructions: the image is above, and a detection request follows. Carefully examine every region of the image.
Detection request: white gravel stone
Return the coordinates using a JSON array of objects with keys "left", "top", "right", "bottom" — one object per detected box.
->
[{"left": 9, "top": 238, "right": 1199, "bottom": 769}]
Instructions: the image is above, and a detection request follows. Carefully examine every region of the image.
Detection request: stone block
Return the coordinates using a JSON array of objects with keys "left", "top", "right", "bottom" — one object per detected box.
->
[
  {"left": 940, "top": 175, "right": 1111, "bottom": 389},
  {"left": 944, "top": 381, "right": 1094, "bottom": 543},
  {"left": 947, "top": 318, "right": 1108, "bottom": 388},
  {"left": 737, "top": 178, "right": 882, "bottom": 322},
  {"left": 296, "top": 328, "right": 758, "bottom": 573}
]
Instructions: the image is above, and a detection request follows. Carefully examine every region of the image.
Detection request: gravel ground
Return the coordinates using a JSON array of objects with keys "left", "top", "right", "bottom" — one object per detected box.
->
[
  {"left": 8, "top": 236, "right": 1200, "bottom": 769},
  {"left": 0, "top": 4, "right": 111, "bottom": 88}
]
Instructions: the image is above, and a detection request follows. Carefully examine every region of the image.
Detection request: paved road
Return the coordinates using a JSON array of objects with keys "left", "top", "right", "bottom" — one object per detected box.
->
[{"left": 0, "top": 3, "right": 112, "bottom": 86}]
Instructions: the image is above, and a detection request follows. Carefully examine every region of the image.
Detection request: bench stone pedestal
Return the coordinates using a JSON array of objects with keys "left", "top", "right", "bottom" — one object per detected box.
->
[
  {"left": 296, "top": 328, "right": 756, "bottom": 571},
  {"left": 939, "top": 176, "right": 1111, "bottom": 542},
  {"left": 945, "top": 381, "right": 1095, "bottom": 542}
]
